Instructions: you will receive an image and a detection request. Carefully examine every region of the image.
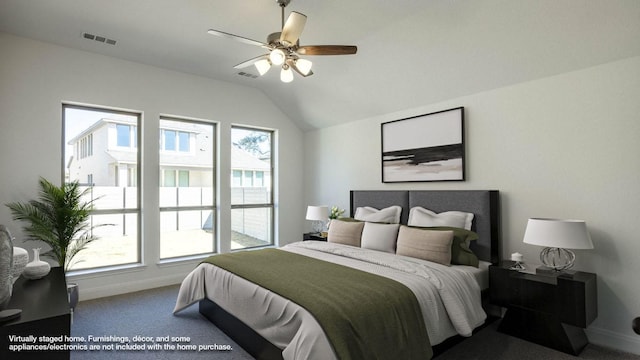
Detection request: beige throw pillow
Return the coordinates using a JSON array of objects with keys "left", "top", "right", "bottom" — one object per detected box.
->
[
  {"left": 396, "top": 226, "right": 454, "bottom": 265},
  {"left": 328, "top": 220, "right": 365, "bottom": 247}
]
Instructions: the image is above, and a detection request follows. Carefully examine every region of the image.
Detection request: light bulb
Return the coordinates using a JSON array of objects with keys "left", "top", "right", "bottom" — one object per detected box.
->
[
  {"left": 295, "top": 58, "right": 312, "bottom": 75},
  {"left": 254, "top": 59, "right": 271, "bottom": 76},
  {"left": 280, "top": 65, "right": 294, "bottom": 83},
  {"left": 269, "top": 49, "right": 286, "bottom": 66}
]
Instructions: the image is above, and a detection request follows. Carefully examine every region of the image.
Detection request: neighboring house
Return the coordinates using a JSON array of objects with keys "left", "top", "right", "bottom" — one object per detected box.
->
[{"left": 66, "top": 118, "right": 227, "bottom": 188}]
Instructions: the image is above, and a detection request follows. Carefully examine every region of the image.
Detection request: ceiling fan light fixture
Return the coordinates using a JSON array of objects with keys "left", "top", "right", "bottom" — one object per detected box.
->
[
  {"left": 280, "top": 65, "right": 294, "bottom": 83},
  {"left": 254, "top": 59, "right": 271, "bottom": 75},
  {"left": 269, "top": 49, "right": 286, "bottom": 66},
  {"left": 295, "top": 58, "right": 312, "bottom": 75}
]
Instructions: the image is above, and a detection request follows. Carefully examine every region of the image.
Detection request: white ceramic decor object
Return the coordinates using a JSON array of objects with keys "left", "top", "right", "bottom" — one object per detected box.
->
[{"left": 23, "top": 248, "right": 51, "bottom": 280}]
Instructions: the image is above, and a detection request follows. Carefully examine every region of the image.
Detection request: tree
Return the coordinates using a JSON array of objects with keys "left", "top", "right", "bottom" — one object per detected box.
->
[{"left": 233, "top": 132, "right": 270, "bottom": 158}]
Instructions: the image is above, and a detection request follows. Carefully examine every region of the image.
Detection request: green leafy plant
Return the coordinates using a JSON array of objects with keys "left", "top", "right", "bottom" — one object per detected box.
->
[{"left": 6, "top": 177, "right": 104, "bottom": 273}]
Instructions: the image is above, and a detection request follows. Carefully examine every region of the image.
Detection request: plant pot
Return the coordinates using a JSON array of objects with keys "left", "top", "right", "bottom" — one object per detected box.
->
[{"left": 67, "top": 283, "right": 79, "bottom": 310}]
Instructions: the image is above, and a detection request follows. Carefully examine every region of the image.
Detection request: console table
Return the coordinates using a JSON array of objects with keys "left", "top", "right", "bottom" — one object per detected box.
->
[
  {"left": 0, "top": 267, "right": 71, "bottom": 360},
  {"left": 489, "top": 261, "right": 597, "bottom": 355}
]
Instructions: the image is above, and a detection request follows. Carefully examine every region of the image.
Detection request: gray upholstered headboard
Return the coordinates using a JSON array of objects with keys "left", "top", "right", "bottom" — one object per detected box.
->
[{"left": 350, "top": 190, "right": 500, "bottom": 264}]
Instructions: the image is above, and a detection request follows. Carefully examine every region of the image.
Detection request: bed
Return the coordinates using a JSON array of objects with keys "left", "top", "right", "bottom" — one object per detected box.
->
[{"left": 174, "top": 190, "right": 500, "bottom": 360}]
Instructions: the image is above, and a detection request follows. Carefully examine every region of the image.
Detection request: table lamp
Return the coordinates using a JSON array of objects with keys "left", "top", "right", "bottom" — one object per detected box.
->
[
  {"left": 523, "top": 218, "right": 593, "bottom": 273},
  {"left": 306, "top": 206, "right": 328, "bottom": 235}
]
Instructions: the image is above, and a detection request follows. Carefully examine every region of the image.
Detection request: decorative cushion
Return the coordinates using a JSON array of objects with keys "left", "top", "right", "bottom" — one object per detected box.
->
[
  {"left": 354, "top": 206, "right": 402, "bottom": 224},
  {"left": 408, "top": 207, "right": 474, "bottom": 230},
  {"left": 396, "top": 226, "right": 453, "bottom": 265},
  {"left": 327, "top": 219, "right": 365, "bottom": 247},
  {"left": 361, "top": 222, "right": 400, "bottom": 254},
  {"left": 414, "top": 226, "right": 480, "bottom": 267}
]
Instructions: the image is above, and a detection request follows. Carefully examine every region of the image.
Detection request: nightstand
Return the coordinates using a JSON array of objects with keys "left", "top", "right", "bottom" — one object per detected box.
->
[
  {"left": 489, "top": 261, "right": 597, "bottom": 355},
  {"left": 303, "top": 233, "right": 327, "bottom": 241},
  {"left": 0, "top": 267, "right": 71, "bottom": 360}
]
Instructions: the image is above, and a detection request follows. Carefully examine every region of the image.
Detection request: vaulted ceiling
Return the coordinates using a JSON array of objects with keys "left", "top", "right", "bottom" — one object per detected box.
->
[{"left": 1, "top": 0, "right": 639, "bottom": 131}]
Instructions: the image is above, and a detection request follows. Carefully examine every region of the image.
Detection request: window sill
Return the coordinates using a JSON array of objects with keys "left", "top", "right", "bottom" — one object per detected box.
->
[{"left": 66, "top": 263, "right": 147, "bottom": 281}]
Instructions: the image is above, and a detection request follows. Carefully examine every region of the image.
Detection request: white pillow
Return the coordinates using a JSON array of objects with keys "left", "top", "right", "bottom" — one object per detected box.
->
[
  {"left": 361, "top": 222, "right": 400, "bottom": 254},
  {"left": 408, "top": 207, "right": 474, "bottom": 230},
  {"left": 354, "top": 206, "right": 402, "bottom": 224}
]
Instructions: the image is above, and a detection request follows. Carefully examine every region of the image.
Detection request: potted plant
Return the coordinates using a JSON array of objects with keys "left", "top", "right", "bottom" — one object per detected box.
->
[{"left": 5, "top": 177, "right": 104, "bottom": 310}]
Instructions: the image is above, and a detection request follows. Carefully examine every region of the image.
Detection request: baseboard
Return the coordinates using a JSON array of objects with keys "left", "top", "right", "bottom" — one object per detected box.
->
[
  {"left": 76, "top": 273, "right": 185, "bottom": 301},
  {"left": 587, "top": 326, "right": 640, "bottom": 355}
]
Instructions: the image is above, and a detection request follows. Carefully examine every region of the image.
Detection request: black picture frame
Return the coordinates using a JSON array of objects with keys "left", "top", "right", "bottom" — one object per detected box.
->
[{"left": 381, "top": 107, "right": 465, "bottom": 183}]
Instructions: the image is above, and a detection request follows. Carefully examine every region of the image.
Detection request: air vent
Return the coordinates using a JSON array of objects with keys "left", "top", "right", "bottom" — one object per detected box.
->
[
  {"left": 237, "top": 71, "right": 258, "bottom": 79},
  {"left": 82, "top": 32, "right": 117, "bottom": 46}
]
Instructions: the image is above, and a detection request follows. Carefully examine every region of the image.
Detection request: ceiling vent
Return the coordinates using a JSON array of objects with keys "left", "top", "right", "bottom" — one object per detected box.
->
[
  {"left": 237, "top": 71, "right": 258, "bottom": 79},
  {"left": 82, "top": 32, "right": 117, "bottom": 45}
]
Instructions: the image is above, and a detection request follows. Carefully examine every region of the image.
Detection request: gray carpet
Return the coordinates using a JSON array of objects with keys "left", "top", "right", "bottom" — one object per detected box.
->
[
  {"left": 70, "top": 285, "right": 640, "bottom": 360},
  {"left": 71, "top": 285, "right": 253, "bottom": 360}
]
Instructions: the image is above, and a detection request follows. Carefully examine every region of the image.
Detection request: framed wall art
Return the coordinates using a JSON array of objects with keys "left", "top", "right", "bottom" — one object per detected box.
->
[{"left": 381, "top": 107, "right": 464, "bottom": 182}]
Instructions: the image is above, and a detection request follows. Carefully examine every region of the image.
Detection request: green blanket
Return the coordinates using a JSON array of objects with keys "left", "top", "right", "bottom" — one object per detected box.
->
[{"left": 202, "top": 248, "right": 432, "bottom": 360}]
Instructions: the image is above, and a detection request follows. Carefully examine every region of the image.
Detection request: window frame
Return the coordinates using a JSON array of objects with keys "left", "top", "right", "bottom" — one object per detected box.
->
[
  {"left": 158, "top": 115, "right": 217, "bottom": 260},
  {"left": 230, "top": 125, "right": 275, "bottom": 250},
  {"left": 62, "top": 103, "right": 142, "bottom": 273}
]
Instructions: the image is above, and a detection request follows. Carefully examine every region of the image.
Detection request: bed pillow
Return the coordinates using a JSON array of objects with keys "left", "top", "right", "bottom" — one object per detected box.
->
[
  {"left": 414, "top": 226, "right": 480, "bottom": 267},
  {"left": 354, "top": 206, "right": 402, "bottom": 224},
  {"left": 408, "top": 206, "right": 474, "bottom": 230},
  {"left": 395, "top": 225, "right": 453, "bottom": 265},
  {"left": 360, "top": 222, "right": 400, "bottom": 254},
  {"left": 327, "top": 219, "right": 365, "bottom": 247}
]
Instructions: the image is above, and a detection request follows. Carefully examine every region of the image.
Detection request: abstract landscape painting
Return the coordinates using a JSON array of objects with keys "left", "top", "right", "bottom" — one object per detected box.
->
[{"left": 381, "top": 107, "right": 464, "bottom": 182}]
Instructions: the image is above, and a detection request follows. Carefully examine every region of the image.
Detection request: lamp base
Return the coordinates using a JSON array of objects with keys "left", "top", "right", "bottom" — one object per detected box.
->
[
  {"left": 539, "top": 247, "right": 575, "bottom": 271},
  {"left": 311, "top": 220, "right": 326, "bottom": 234}
]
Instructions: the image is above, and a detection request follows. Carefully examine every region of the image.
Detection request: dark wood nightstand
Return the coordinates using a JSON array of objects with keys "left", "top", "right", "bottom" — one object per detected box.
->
[
  {"left": 303, "top": 233, "right": 327, "bottom": 241},
  {"left": 1, "top": 267, "right": 71, "bottom": 360},
  {"left": 489, "top": 261, "right": 597, "bottom": 355}
]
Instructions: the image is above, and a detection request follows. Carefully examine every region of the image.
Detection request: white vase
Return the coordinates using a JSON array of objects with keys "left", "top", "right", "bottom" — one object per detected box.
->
[{"left": 23, "top": 248, "right": 51, "bottom": 280}]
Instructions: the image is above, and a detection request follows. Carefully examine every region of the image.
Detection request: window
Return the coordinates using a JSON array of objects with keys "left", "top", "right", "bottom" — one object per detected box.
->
[
  {"left": 231, "top": 126, "right": 274, "bottom": 250},
  {"left": 161, "top": 129, "right": 190, "bottom": 152},
  {"left": 163, "top": 130, "right": 176, "bottom": 151},
  {"left": 63, "top": 104, "right": 141, "bottom": 271},
  {"left": 159, "top": 117, "right": 216, "bottom": 259},
  {"left": 179, "top": 132, "right": 190, "bottom": 152},
  {"left": 116, "top": 124, "right": 138, "bottom": 148}
]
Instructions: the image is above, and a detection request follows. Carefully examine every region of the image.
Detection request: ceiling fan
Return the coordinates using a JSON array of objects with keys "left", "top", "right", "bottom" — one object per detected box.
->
[{"left": 207, "top": 0, "right": 357, "bottom": 83}]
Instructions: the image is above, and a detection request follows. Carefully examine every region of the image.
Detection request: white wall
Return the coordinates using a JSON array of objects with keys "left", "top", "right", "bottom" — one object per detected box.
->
[
  {"left": 304, "top": 56, "right": 640, "bottom": 353},
  {"left": 0, "top": 32, "right": 304, "bottom": 299}
]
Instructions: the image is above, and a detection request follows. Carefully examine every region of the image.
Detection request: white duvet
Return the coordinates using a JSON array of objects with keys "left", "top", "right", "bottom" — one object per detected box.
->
[{"left": 174, "top": 241, "right": 486, "bottom": 360}]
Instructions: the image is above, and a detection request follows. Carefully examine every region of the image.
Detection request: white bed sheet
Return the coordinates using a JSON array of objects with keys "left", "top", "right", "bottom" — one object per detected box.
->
[{"left": 174, "top": 241, "right": 486, "bottom": 360}]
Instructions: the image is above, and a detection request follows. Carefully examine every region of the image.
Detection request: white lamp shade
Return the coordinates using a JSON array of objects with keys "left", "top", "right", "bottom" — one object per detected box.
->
[
  {"left": 523, "top": 218, "right": 593, "bottom": 249},
  {"left": 295, "top": 58, "right": 312, "bottom": 75},
  {"left": 280, "top": 66, "right": 294, "bottom": 83},
  {"left": 306, "top": 206, "right": 329, "bottom": 221},
  {"left": 269, "top": 49, "right": 286, "bottom": 66},
  {"left": 254, "top": 59, "right": 271, "bottom": 75}
]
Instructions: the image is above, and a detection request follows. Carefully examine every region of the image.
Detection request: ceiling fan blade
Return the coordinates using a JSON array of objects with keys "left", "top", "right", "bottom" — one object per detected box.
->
[
  {"left": 297, "top": 45, "right": 358, "bottom": 55},
  {"left": 207, "top": 29, "right": 270, "bottom": 49},
  {"left": 280, "top": 11, "right": 307, "bottom": 46},
  {"left": 233, "top": 54, "right": 270, "bottom": 69}
]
